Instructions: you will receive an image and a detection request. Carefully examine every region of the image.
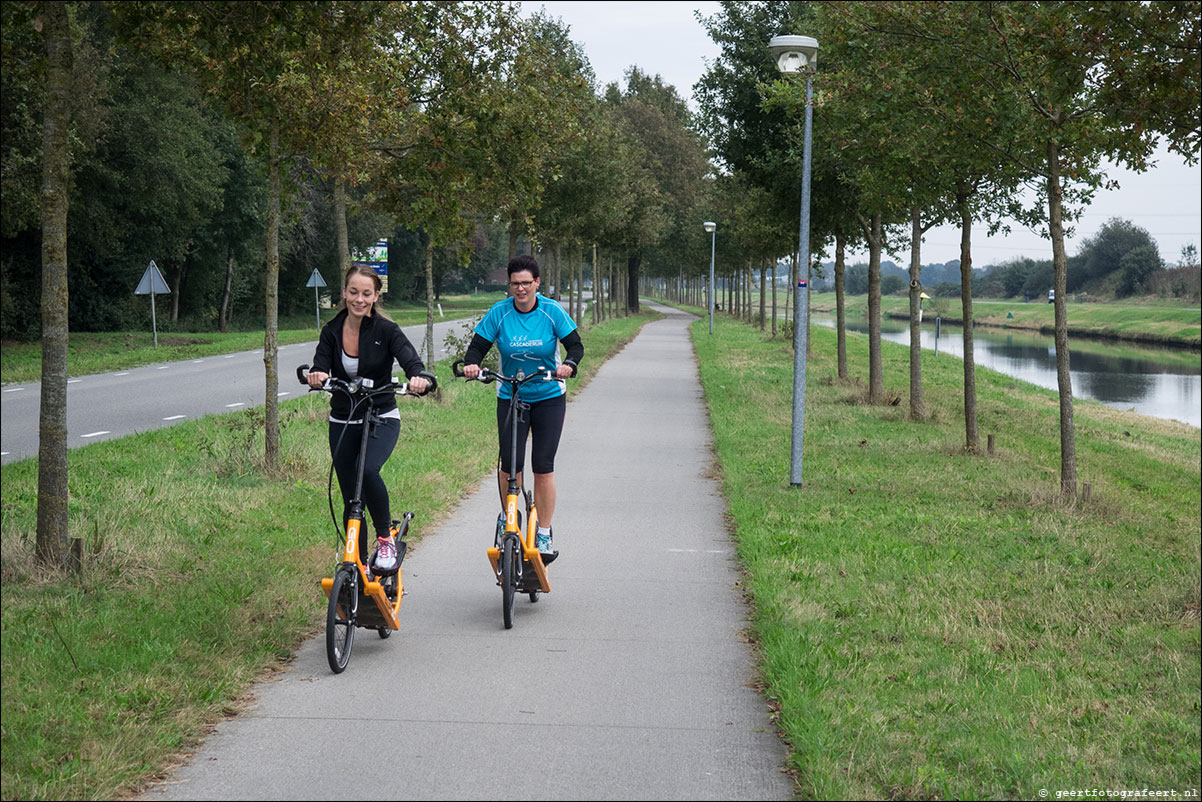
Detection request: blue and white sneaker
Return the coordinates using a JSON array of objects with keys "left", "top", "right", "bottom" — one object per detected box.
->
[{"left": 535, "top": 528, "right": 558, "bottom": 565}]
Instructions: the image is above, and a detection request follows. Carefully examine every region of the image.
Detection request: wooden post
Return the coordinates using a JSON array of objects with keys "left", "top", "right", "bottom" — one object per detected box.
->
[
  {"left": 1082, "top": 483, "right": 1092, "bottom": 501},
  {"left": 987, "top": 433, "right": 995, "bottom": 454}
]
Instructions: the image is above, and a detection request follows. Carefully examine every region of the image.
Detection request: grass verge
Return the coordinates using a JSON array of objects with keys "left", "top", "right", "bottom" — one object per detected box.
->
[
  {"left": 691, "top": 313, "right": 1200, "bottom": 800},
  {"left": 0, "top": 308, "right": 657, "bottom": 801}
]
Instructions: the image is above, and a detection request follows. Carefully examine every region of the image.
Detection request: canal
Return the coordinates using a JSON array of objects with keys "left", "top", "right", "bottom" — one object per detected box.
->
[{"left": 814, "top": 312, "right": 1201, "bottom": 428}]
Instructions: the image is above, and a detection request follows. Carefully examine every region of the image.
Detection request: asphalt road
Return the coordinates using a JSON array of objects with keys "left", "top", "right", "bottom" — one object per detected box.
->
[
  {"left": 137, "top": 301, "right": 792, "bottom": 801},
  {"left": 0, "top": 317, "right": 477, "bottom": 466}
]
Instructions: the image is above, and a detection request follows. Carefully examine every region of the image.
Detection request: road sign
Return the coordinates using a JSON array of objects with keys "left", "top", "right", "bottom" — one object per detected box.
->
[
  {"left": 134, "top": 260, "right": 171, "bottom": 295},
  {"left": 134, "top": 260, "right": 170, "bottom": 347},
  {"left": 306, "top": 269, "right": 328, "bottom": 331}
]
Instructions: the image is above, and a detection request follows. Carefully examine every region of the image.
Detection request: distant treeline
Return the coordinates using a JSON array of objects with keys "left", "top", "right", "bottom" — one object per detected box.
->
[{"left": 810, "top": 219, "right": 1199, "bottom": 301}]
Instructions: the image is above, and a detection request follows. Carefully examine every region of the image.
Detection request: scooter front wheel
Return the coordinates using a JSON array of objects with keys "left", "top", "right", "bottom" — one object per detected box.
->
[
  {"left": 501, "top": 537, "right": 518, "bottom": 630},
  {"left": 326, "top": 567, "right": 357, "bottom": 673}
]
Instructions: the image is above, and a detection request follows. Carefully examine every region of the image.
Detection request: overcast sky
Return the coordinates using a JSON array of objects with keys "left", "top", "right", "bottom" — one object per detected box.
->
[{"left": 526, "top": 1, "right": 1202, "bottom": 268}]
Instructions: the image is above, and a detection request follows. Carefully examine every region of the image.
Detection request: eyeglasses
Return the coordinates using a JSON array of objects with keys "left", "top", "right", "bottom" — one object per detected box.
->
[{"left": 509, "top": 280, "right": 535, "bottom": 290}]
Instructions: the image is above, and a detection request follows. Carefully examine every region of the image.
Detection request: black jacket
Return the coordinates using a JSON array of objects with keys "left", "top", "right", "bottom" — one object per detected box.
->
[{"left": 311, "top": 310, "right": 426, "bottom": 420}]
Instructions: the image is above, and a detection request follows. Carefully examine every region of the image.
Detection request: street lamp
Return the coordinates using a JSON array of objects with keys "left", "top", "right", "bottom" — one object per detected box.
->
[
  {"left": 703, "top": 221, "right": 716, "bottom": 334},
  {"left": 769, "top": 34, "right": 818, "bottom": 488}
]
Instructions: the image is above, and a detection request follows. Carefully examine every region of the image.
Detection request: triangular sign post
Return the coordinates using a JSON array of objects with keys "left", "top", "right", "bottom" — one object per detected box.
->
[
  {"left": 306, "top": 269, "right": 328, "bottom": 331},
  {"left": 134, "top": 260, "right": 171, "bottom": 347}
]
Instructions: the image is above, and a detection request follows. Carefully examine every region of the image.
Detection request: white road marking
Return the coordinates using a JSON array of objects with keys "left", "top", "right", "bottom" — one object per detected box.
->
[
  {"left": 3, "top": 387, "right": 25, "bottom": 393},
  {"left": 278, "top": 391, "right": 290, "bottom": 397},
  {"left": 226, "top": 402, "right": 245, "bottom": 408},
  {"left": 157, "top": 366, "right": 170, "bottom": 370},
  {"left": 665, "top": 548, "right": 728, "bottom": 554},
  {"left": 115, "top": 372, "right": 129, "bottom": 376},
  {"left": 68, "top": 379, "right": 81, "bottom": 384},
  {"left": 81, "top": 431, "right": 110, "bottom": 438},
  {"left": 163, "top": 415, "right": 186, "bottom": 420}
]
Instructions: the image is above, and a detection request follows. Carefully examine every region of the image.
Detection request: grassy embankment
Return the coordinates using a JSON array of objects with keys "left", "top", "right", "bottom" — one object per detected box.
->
[
  {"left": 689, "top": 307, "right": 1200, "bottom": 799},
  {"left": 0, "top": 292, "right": 506, "bottom": 386},
  {"left": 0, "top": 307, "right": 657, "bottom": 802},
  {"left": 808, "top": 291, "right": 1202, "bottom": 347}
]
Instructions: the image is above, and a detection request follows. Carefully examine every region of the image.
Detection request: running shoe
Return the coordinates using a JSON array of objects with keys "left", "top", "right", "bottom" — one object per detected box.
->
[
  {"left": 375, "top": 536, "right": 398, "bottom": 572},
  {"left": 536, "top": 529, "right": 558, "bottom": 565}
]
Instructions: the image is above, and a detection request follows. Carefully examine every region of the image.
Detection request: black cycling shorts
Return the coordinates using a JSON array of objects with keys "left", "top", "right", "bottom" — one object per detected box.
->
[{"left": 496, "top": 393, "right": 566, "bottom": 476}]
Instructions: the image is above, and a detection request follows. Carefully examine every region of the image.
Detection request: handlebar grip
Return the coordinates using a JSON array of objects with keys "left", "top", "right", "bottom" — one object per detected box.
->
[
  {"left": 296, "top": 364, "right": 310, "bottom": 385},
  {"left": 451, "top": 359, "right": 466, "bottom": 378}
]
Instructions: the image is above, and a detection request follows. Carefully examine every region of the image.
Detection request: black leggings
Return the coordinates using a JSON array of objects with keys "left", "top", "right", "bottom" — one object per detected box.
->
[
  {"left": 497, "top": 394, "right": 566, "bottom": 476},
  {"left": 329, "top": 418, "right": 399, "bottom": 552}
]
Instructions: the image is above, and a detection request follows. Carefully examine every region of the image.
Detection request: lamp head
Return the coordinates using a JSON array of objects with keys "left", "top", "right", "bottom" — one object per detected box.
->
[
  {"left": 703, "top": 221, "right": 716, "bottom": 233},
  {"left": 768, "top": 35, "right": 819, "bottom": 74}
]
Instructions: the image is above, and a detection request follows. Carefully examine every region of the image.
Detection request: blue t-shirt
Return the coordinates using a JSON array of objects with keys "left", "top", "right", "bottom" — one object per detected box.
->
[{"left": 474, "top": 294, "right": 578, "bottom": 402}]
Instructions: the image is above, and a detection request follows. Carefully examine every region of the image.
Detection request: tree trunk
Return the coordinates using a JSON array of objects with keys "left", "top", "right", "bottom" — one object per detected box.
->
[
  {"left": 770, "top": 258, "right": 777, "bottom": 336},
  {"left": 171, "top": 258, "right": 187, "bottom": 323},
  {"left": 36, "top": 0, "right": 72, "bottom": 568},
  {"left": 592, "top": 244, "right": 599, "bottom": 324},
  {"left": 908, "top": 203, "right": 925, "bottom": 420},
  {"left": 806, "top": 255, "right": 813, "bottom": 357},
  {"left": 425, "top": 240, "right": 435, "bottom": 366},
  {"left": 1047, "top": 138, "right": 1077, "bottom": 496},
  {"left": 758, "top": 258, "right": 766, "bottom": 330},
  {"left": 576, "top": 249, "right": 584, "bottom": 322},
  {"left": 566, "top": 250, "right": 574, "bottom": 318},
  {"left": 735, "top": 262, "right": 742, "bottom": 321},
  {"left": 551, "top": 241, "right": 561, "bottom": 300},
  {"left": 508, "top": 224, "right": 518, "bottom": 264},
  {"left": 334, "top": 174, "right": 351, "bottom": 274},
  {"left": 745, "top": 261, "right": 752, "bottom": 322},
  {"left": 608, "top": 255, "right": 614, "bottom": 319},
  {"left": 859, "top": 211, "right": 885, "bottom": 403},
  {"left": 957, "top": 186, "right": 979, "bottom": 452},
  {"left": 219, "top": 243, "right": 234, "bottom": 333},
  {"left": 786, "top": 251, "right": 794, "bottom": 330},
  {"left": 627, "top": 253, "right": 641, "bottom": 312},
  {"left": 264, "top": 114, "right": 281, "bottom": 471},
  {"left": 835, "top": 227, "right": 847, "bottom": 379}
]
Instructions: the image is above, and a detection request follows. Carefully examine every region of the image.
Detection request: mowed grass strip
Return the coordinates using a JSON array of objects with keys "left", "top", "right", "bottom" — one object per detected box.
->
[
  {"left": 691, "top": 315, "right": 1200, "bottom": 800},
  {"left": 0, "top": 309, "right": 656, "bottom": 802}
]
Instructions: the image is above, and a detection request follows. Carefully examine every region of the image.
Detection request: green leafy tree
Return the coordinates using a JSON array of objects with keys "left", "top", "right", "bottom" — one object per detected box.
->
[
  {"left": 113, "top": 1, "right": 401, "bottom": 470},
  {"left": 605, "top": 68, "right": 709, "bottom": 312},
  {"left": 370, "top": 2, "right": 523, "bottom": 363},
  {"left": 947, "top": 1, "right": 1199, "bottom": 494},
  {"left": 1117, "top": 244, "right": 1163, "bottom": 296},
  {"left": 1074, "top": 217, "right": 1161, "bottom": 290},
  {"left": 1180, "top": 243, "right": 1199, "bottom": 267}
]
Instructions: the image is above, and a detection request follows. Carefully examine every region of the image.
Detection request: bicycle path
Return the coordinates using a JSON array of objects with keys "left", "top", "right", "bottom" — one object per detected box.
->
[{"left": 142, "top": 301, "right": 793, "bottom": 801}]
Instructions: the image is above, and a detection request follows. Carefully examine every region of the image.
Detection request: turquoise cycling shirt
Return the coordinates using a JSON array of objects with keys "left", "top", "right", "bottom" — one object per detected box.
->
[{"left": 474, "top": 294, "right": 578, "bottom": 402}]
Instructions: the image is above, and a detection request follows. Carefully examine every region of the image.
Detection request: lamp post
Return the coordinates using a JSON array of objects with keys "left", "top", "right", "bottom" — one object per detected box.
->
[
  {"left": 704, "top": 221, "right": 716, "bottom": 334},
  {"left": 769, "top": 34, "right": 818, "bottom": 488}
]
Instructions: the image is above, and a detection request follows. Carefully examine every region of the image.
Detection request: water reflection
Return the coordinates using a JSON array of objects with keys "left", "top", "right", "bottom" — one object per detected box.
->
[{"left": 817, "top": 313, "right": 1201, "bottom": 428}]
